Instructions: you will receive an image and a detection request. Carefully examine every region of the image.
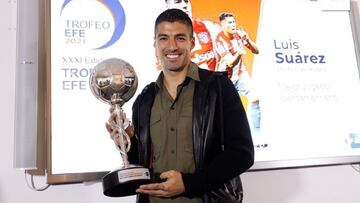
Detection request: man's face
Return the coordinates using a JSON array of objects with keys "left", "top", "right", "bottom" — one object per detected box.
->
[
  {"left": 166, "top": 0, "right": 192, "bottom": 18},
  {"left": 154, "top": 21, "right": 195, "bottom": 73},
  {"left": 221, "top": 16, "right": 237, "bottom": 35}
]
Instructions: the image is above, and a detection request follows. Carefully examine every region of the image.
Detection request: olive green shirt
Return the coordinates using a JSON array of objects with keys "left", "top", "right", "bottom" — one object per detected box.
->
[{"left": 149, "top": 63, "right": 202, "bottom": 203}]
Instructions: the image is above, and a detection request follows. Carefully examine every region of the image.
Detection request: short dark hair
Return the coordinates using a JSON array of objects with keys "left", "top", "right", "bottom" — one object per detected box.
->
[
  {"left": 154, "top": 8, "right": 193, "bottom": 37},
  {"left": 219, "top": 12, "right": 234, "bottom": 21}
]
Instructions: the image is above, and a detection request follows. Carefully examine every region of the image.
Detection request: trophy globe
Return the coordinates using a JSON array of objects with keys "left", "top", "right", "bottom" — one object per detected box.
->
[{"left": 89, "top": 58, "right": 150, "bottom": 197}]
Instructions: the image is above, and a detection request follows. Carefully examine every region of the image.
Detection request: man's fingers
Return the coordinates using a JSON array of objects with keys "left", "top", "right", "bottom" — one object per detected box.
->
[
  {"left": 120, "top": 111, "right": 127, "bottom": 120},
  {"left": 137, "top": 183, "right": 170, "bottom": 197},
  {"left": 108, "top": 113, "right": 116, "bottom": 124},
  {"left": 137, "top": 188, "right": 167, "bottom": 197},
  {"left": 105, "top": 122, "right": 119, "bottom": 140},
  {"left": 105, "top": 122, "right": 111, "bottom": 132},
  {"left": 109, "top": 106, "right": 115, "bottom": 113},
  {"left": 139, "top": 183, "right": 163, "bottom": 190},
  {"left": 159, "top": 170, "right": 175, "bottom": 179}
]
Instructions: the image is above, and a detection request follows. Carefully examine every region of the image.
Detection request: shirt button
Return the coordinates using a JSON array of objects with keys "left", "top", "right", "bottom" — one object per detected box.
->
[
  {"left": 171, "top": 150, "right": 175, "bottom": 154},
  {"left": 170, "top": 127, "right": 175, "bottom": 131}
]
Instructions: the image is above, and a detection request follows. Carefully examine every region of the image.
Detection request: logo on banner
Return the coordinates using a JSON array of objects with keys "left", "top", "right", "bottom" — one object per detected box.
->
[
  {"left": 60, "top": 0, "right": 126, "bottom": 49},
  {"left": 348, "top": 133, "right": 360, "bottom": 149}
]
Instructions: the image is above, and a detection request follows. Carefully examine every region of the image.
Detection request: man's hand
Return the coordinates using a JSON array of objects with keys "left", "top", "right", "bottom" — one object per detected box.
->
[
  {"left": 136, "top": 170, "right": 185, "bottom": 198},
  {"left": 105, "top": 106, "right": 134, "bottom": 145}
]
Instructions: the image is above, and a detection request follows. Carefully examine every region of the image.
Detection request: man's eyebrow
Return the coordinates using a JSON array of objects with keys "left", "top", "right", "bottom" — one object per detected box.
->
[
  {"left": 156, "top": 33, "right": 188, "bottom": 38},
  {"left": 156, "top": 33, "right": 168, "bottom": 38},
  {"left": 175, "top": 33, "right": 187, "bottom": 37}
]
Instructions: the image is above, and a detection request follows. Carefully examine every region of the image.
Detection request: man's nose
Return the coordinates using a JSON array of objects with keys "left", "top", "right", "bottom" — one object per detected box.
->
[{"left": 167, "top": 38, "right": 178, "bottom": 50}]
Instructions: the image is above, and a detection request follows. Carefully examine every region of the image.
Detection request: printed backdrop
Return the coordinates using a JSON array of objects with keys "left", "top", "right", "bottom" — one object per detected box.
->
[{"left": 50, "top": 0, "right": 360, "bottom": 175}]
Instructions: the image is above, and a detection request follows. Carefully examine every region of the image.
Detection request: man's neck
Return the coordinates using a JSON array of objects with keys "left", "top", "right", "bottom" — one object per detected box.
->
[
  {"left": 162, "top": 66, "right": 189, "bottom": 99},
  {"left": 224, "top": 31, "right": 233, "bottom": 39}
]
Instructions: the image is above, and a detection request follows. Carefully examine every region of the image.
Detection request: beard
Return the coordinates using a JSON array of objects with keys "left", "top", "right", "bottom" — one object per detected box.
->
[
  {"left": 159, "top": 53, "right": 190, "bottom": 73},
  {"left": 162, "top": 62, "right": 187, "bottom": 73}
]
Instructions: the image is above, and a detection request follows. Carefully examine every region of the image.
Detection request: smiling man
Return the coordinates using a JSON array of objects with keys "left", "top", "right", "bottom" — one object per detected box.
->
[
  {"left": 106, "top": 8, "right": 254, "bottom": 203},
  {"left": 164, "top": 0, "right": 219, "bottom": 71}
]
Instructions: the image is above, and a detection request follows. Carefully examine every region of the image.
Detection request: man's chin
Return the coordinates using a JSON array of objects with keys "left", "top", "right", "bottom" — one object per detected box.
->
[
  {"left": 169, "top": 67, "right": 183, "bottom": 72},
  {"left": 164, "top": 65, "right": 185, "bottom": 73}
]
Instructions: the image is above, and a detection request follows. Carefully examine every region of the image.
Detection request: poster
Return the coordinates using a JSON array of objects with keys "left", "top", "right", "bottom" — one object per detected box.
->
[{"left": 50, "top": 0, "right": 360, "bottom": 176}]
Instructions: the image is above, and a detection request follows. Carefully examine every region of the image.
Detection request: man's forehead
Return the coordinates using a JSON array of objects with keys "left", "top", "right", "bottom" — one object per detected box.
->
[
  {"left": 225, "top": 17, "right": 235, "bottom": 22},
  {"left": 156, "top": 21, "right": 190, "bottom": 30},
  {"left": 155, "top": 22, "right": 192, "bottom": 37}
]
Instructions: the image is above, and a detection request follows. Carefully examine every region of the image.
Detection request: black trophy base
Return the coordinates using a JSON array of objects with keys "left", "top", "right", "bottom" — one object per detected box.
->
[{"left": 102, "top": 165, "right": 151, "bottom": 197}]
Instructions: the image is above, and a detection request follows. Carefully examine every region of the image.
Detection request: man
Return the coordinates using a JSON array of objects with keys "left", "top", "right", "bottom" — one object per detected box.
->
[
  {"left": 107, "top": 9, "right": 254, "bottom": 203},
  {"left": 165, "top": 0, "right": 219, "bottom": 71},
  {"left": 214, "top": 12, "right": 261, "bottom": 135}
]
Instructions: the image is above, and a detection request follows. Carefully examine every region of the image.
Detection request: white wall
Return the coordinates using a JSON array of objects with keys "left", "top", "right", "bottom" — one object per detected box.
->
[{"left": 1, "top": 1, "right": 360, "bottom": 203}]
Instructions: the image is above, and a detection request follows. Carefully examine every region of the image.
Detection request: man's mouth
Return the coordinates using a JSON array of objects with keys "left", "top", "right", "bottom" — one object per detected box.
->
[{"left": 166, "top": 54, "right": 180, "bottom": 59}]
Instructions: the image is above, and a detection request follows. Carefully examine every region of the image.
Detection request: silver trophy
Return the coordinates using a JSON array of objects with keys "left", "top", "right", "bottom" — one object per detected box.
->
[{"left": 89, "top": 58, "right": 150, "bottom": 197}]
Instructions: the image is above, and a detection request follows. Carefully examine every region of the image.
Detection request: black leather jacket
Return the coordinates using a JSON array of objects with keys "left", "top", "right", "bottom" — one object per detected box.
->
[{"left": 129, "top": 67, "right": 254, "bottom": 203}]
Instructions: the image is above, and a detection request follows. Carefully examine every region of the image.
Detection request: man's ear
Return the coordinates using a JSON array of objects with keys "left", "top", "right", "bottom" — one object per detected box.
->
[
  {"left": 191, "top": 36, "right": 195, "bottom": 50},
  {"left": 153, "top": 41, "right": 158, "bottom": 57}
]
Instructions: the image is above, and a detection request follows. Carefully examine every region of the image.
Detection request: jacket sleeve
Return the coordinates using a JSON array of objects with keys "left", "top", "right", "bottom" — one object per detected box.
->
[
  {"left": 182, "top": 74, "right": 254, "bottom": 198},
  {"left": 127, "top": 95, "right": 140, "bottom": 164},
  {"left": 127, "top": 82, "right": 156, "bottom": 166}
]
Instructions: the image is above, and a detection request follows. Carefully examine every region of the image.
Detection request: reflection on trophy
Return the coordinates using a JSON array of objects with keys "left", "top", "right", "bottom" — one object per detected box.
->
[{"left": 89, "top": 58, "right": 150, "bottom": 197}]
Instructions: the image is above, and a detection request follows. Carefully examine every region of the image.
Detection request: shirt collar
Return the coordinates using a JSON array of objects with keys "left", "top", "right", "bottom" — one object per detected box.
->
[{"left": 155, "top": 62, "right": 200, "bottom": 88}]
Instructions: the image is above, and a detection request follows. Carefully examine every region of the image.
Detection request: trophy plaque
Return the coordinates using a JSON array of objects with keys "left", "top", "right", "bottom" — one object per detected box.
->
[{"left": 89, "top": 58, "right": 150, "bottom": 197}]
